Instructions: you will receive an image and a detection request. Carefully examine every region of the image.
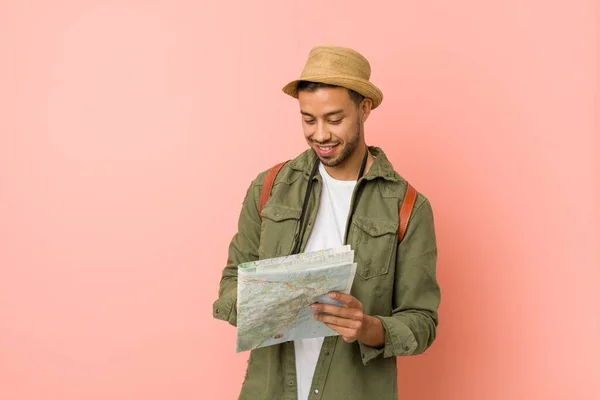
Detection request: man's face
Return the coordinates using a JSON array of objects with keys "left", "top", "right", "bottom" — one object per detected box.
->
[{"left": 298, "top": 87, "right": 370, "bottom": 168}]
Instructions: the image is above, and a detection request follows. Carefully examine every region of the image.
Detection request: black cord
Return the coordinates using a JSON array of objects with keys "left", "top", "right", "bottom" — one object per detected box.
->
[
  {"left": 290, "top": 158, "right": 320, "bottom": 255},
  {"left": 357, "top": 147, "right": 369, "bottom": 180}
]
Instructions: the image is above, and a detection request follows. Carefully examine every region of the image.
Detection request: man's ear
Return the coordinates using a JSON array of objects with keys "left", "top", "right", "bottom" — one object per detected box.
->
[{"left": 360, "top": 98, "right": 373, "bottom": 122}]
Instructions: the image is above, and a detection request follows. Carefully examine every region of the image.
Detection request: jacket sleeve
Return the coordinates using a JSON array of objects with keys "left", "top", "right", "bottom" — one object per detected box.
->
[
  {"left": 212, "top": 176, "right": 263, "bottom": 327},
  {"left": 359, "top": 196, "right": 441, "bottom": 364}
]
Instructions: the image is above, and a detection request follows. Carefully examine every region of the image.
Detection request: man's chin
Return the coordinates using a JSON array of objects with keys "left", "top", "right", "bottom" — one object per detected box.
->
[
  {"left": 318, "top": 156, "right": 342, "bottom": 167},
  {"left": 312, "top": 148, "right": 340, "bottom": 165}
]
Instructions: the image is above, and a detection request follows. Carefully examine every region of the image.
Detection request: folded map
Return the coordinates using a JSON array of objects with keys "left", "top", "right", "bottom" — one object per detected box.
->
[{"left": 236, "top": 245, "right": 357, "bottom": 353}]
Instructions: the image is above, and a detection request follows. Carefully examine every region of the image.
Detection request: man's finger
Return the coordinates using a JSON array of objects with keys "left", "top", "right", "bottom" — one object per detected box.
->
[
  {"left": 328, "top": 292, "right": 363, "bottom": 309},
  {"left": 311, "top": 303, "right": 363, "bottom": 320},
  {"left": 315, "top": 313, "right": 362, "bottom": 329},
  {"left": 323, "top": 323, "right": 359, "bottom": 342}
]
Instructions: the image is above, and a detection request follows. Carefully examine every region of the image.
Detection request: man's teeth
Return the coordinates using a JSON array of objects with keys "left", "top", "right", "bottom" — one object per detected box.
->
[{"left": 319, "top": 146, "right": 333, "bottom": 150}]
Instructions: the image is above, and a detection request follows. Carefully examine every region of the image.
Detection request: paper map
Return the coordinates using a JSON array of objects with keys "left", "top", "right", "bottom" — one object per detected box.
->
[{"left": 236, "top": 246, "right": 357, "bottom": 353}]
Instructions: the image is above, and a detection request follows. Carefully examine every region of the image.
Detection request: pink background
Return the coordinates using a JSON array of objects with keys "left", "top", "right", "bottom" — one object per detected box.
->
[{"left": 1, "top": 1, "right": 598, "bottom": 399}]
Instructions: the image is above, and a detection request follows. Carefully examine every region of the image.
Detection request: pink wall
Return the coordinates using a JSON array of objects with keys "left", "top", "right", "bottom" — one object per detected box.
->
[{"left": 1, "top": 1, "right": 597, "bottom": 399}]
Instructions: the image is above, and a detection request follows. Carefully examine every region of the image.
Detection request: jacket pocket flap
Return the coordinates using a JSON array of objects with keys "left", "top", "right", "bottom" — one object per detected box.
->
[
  {"left": 261, "top": 204, "right": 302, "bottom": 222},
  {"left": 352, "top": 215, "right": 398, "bottom": 237}
]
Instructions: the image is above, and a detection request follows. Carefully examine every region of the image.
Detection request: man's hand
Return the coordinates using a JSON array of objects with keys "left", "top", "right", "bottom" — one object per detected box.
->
[{"left": 311, "top": 292, "right": 385, "bottom": 347}]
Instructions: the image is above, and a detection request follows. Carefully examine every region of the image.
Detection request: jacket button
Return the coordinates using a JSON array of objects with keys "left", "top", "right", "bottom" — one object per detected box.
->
[
  {"left": 324, "top": 350, "right": 329, "bottom": 356},
  {"left": 288, "top": 379, "right": 294, "bottom": 386},
  {"left": 215, "top": 309, "right": 220, "bottom": 314}
]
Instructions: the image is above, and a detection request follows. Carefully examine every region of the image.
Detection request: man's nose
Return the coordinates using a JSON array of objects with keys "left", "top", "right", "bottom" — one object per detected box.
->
[{"left": 312, "top": 121, "right": 332, "bottom": 143}]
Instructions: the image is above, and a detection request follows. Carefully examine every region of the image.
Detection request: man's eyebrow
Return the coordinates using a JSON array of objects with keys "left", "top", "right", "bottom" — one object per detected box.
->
[{"left": 300, "top": 109, "right": 344, "bottom": 118}]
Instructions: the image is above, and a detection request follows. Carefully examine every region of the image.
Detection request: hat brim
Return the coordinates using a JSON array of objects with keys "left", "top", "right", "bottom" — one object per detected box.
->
[{"left": 282, "top": 75, "right": 383, "bottom": 109}]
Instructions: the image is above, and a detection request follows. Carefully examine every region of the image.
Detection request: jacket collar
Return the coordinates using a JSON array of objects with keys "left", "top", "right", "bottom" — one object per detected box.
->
[{"left": 288, "top": 146, "right": 400, "bottom": 182}]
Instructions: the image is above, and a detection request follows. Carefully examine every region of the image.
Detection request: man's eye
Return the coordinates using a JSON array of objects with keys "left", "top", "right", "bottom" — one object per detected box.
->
[
  {"left": 304, "top": 119, "right": 315, "bottom": 125},
  {"left": 329, "top": 119, "right": 342, "bottom": 125}
]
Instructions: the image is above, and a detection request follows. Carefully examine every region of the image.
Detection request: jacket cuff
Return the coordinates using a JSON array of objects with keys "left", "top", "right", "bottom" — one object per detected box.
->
[
  {"left": 358, "top": 316, "right": 418, "bottom": 365},
  {"left": 212, "top": 292, "right": 238, "bottom": 327}
]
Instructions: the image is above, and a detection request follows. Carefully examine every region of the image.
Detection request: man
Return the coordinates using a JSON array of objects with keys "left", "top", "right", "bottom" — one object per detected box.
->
[{"left": 212, "top": 45, "right": 441, "bottom": 400}]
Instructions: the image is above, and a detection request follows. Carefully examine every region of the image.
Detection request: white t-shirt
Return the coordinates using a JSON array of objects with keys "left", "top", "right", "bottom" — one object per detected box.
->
[{"left": 294, "top": 162, "right": 356, "bottom": 400}]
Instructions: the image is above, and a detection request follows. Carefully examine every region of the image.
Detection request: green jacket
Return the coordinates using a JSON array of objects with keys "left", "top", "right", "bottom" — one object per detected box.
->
[{"left": 212, "top": 146, "right": 441, "bottom": 400}]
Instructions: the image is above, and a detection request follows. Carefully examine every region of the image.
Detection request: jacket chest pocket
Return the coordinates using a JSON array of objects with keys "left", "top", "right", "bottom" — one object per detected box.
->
[
  {"left": 350, "top": 216, "right": 398, "bottom": 280},
  {"left": 259, "top": 204, "right": 302, "bottom": 259}
]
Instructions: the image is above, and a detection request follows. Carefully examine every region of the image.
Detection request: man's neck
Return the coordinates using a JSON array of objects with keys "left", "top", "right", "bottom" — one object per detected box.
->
[{"left": 322, "top": 144, "right": 374, "bottom": 181}]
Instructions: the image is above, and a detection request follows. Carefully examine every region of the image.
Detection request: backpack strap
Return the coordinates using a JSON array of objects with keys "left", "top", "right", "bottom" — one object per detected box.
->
[
  {"left": 258, "top": 161, "right": 287, "bottom": 221},
  {"left": 398, "top": 182, "right": 417, "bottom": 242}
]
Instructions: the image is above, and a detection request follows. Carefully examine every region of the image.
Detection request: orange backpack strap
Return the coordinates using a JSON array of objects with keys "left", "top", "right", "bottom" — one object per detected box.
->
[
  {"left": 258, "top": 162, "right": 287, "bottom": 221},
  {"left": 398, "top": 182, "right": 417, "bottom": 242}
]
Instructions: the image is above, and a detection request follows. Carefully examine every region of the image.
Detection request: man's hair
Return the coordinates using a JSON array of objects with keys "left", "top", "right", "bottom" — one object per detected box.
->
[{"left": 296, "top": 80, "right": 365, "bottom": 107}]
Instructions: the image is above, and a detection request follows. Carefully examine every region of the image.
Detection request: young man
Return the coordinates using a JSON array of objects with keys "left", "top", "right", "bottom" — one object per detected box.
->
[{"left": 212, "top": 45, "right": 441, "bottom": 400}]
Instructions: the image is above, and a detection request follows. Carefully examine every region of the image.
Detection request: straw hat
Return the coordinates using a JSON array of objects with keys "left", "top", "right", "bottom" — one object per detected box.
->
[{"left": 282, "top": 45, "right": 384, "bottom": 109}]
